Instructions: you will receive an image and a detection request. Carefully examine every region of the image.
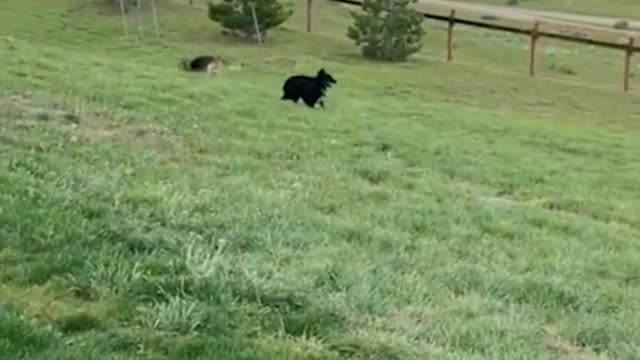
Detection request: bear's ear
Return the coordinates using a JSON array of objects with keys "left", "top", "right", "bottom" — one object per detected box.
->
[{"left": 318, "top": 68, "right": 326, "bottom": 74}]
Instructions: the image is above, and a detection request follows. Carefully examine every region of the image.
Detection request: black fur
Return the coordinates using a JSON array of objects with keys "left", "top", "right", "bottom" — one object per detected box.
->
[
  {"left": 281, "top": 69, "right": 337, "bottom": 108},
  {"left": 181, "top": 55, "right": 216, "bottom": 72}
]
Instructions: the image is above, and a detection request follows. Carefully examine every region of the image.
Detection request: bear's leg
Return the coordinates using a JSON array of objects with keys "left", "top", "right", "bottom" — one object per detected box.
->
[{"left": 302, "top": 96, "right": 316, "bottom": 108}]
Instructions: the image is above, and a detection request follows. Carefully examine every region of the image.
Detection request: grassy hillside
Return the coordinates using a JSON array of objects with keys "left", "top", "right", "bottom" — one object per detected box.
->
[
  {"left": 450, "top": 0, "right": 640, "bottom": 19},
  {"left": 1, "top": 0, "right": 640, "bottom": 360}
]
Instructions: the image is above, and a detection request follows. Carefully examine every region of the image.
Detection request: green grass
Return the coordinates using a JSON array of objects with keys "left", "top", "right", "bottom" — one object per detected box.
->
[
  {"left": 2, "top": 0, "right": 640, "bottom": 359},
  {"left": 450, "top": 0, "right": 640, "bottom": 19}
]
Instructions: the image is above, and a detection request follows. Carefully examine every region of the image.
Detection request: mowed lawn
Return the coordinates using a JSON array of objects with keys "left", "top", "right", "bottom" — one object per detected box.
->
[{"left": 1, "top": 0, "right": 640, "bottom": 360}]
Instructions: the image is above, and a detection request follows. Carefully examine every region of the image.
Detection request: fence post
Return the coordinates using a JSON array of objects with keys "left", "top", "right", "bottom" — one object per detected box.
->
[
  {"left": 624, "top": 37, "right": 634, "bottom": 92},
  {"left": 117, "top": 0, "right": 129, "bottom": 37},
  {"left": 250, "top": 3, "right": 263, "bottom": 45},
  {"left": 447, "top": 9, "right": 456, "bottom": 62},
  {"left": 529, "top": 21, "right": 539, "bottom": 77},
  {"left": 307, "top": 0, "right": 312, "bottom": 32}
]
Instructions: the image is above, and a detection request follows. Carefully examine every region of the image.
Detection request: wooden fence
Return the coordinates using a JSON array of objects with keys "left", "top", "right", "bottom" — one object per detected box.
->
[{"left": 304, "top": 0, "right": 639, "bottom": 92}]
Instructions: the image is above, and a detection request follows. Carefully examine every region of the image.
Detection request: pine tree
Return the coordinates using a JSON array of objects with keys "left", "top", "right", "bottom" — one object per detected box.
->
[
  {"left": 347, "top": 0, "right": 425, "bottom": 62},
  {"left": 208, "top": 0, "right": 293, "bottom": 41}
]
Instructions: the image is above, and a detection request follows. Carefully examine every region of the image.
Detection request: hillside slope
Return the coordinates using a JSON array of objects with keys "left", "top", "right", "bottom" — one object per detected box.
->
[{"left": 1, "top": 1, "right": 640, "bottom": 360}]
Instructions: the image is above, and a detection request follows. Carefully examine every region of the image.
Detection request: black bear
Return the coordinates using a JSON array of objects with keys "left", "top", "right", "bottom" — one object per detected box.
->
[
  {"left": 180, "top": 55, "right": 220, "bottom": 75},
  {"left": 281, "top": 68, "right": 337, "bottom": 108}
]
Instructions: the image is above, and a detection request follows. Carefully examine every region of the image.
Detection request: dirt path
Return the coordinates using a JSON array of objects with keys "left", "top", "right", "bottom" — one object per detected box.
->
[{"left": 418, "top": 0, "right": 640, "bottom": 31}]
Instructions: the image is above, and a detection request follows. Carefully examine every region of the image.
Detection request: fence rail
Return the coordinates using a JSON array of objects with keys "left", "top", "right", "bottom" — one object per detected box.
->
[{"left": 307, "top": 0, "right": 638, "bottom": 92}]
